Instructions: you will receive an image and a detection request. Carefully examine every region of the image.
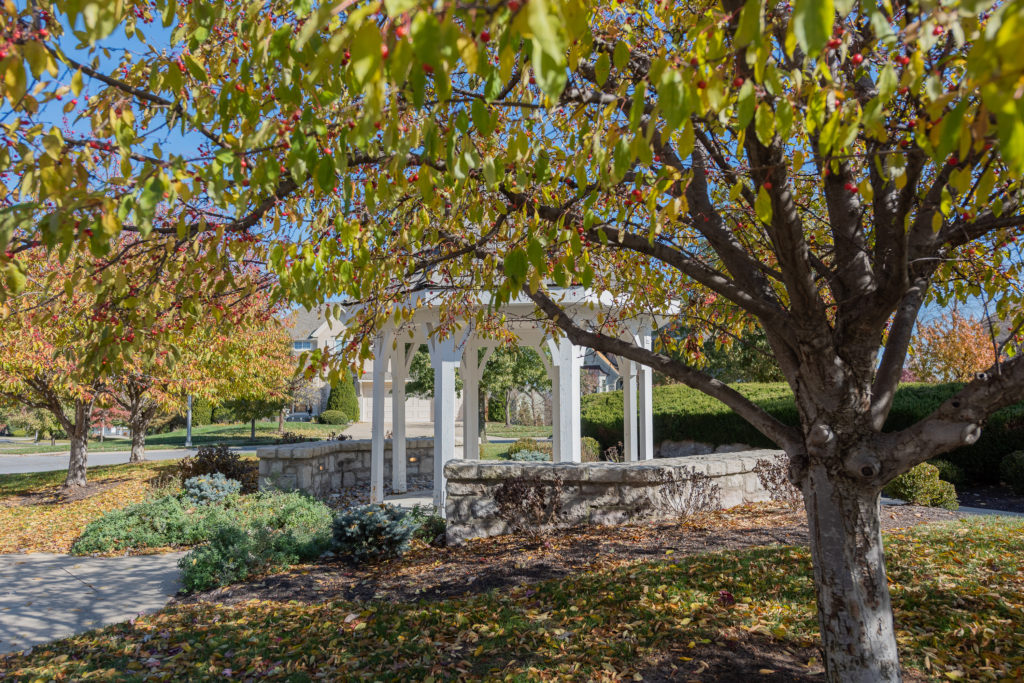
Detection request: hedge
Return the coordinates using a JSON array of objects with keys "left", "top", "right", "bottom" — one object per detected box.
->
[
  {"left": 326, "top": 375, "right": 360, "bottom": 423},
  {"left": 581, "top": 382, "right": 1024, "bottom": 485}
]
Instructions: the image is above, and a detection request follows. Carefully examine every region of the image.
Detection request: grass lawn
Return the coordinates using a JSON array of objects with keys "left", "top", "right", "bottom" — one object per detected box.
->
[
  {"left": 0, "top": 421, "right": 341, "bottom": 455},
  {"left": 1, "top": 517, "right": 1020, "bottom": 680},
  {"left": 0, "top": 461, "right": 181, "bottom": 553},
  {"left": 484, "top": 422, "right": 552, "bottom": 439}
]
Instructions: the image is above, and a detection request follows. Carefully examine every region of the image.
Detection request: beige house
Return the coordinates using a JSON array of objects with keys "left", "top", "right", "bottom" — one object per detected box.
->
[{"left": 285, "top": 307, "right": 435, "bottom": 422}]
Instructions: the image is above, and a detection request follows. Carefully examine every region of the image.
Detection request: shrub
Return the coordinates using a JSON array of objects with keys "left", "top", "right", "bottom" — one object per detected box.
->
[
  {"left": 190, "top": 398, "right": 213, "bottom": 426},
  {"left": 507, "top": 438, "right": 552, "bottom": 457},
  {"left": 651, "top": 469, "right": 722, "bottom": 519},
  {"left": 317, "top": 409, "right": 348, "bottom": 425},
  {"left": 332, "top": 504, "right": 418, "bottom": 564},
  {"left": 178, "top": 444, "right": 258, "bottom": 493},
  {"left": 753, "top": 454, "right": 803, "bottom": 510},
  {"left": 407, "top": 504, "right": 446, "bottom": 544},
  {"left": 72, "top": 495, "right": 228, "bottom": 554},
  {"left": 580, "top": 382, "right": 1024, "bottom": 485},
  {"left": 487, "top": 398, "right": 506, "bottom": 423},
  {"left": 931, "top": 459, "right": 967, "bottom": 488},
  {"left": 326, "top": 374, "right": 360, "bottom": 422},
  {"left": 580, "top": 436, "right": 601, "bottom": 462},
  {"left": 1000, "top": 451, "right": 1024, "bottom": 494},
  {"left": 183, "top": 474, "right": 241, "bottom": 506},
  {"left": 493, "top": 476, "right": 564, "bottom": 540},
  {"left": 510, "top": 449, "right": 550, "bottom": 462},
  {"left": 883, "top": 463, "right": 959, "bottom": 510},
  {"left": 179, "top": 491, "right": 333, "bottom": 592}
]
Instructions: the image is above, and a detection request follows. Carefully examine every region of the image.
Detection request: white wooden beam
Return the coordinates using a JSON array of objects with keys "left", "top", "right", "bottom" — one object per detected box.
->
[
  {"left": 428, "top": 329, "right": 464, "bottom": 512},
  {"left": 637, "top": 325, "right": 654, "bottom": 460},
  {"left": 391, "top": 341, "right": 416, "bottom": 494},
  {"left": 623, "top": 358, "right": 638, "bottom": 462},
  {"left": 370, "top": 329, "right": 393, "bottom": 503},
  {"left": 549, "top": 337, "right": 582, "bottom": 463}
]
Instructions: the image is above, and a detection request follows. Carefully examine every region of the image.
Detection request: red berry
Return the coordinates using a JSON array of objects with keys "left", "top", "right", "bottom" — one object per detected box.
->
[
  {"left": 480, "top": 30, "right": 491, "bottom": 43},
  {"left": 38, "top": 28, "right": 49, "bottom": 38},
  {"left": 380, "top": 43, "right": 389, "bottom": 59},
  {"left": 689, "top": 57, "right": 698, "bottom": 67},
  {"left": 851, "top": 53, "right": 863, "bottom": 65},
  {"left": 423, "top": 63, "right": 433, "bottom": 73},
  {"left": 396, "top": 26, "right": 408, "bottom": 39},
  {"left": 933, "top": 25, "right": 944, "bottom": 36},
  {"left": 844, "top": 182, "right": 858, "bottom": 194},
  {"left": 410, "top": 173, "right": 419, "bottom": 182},
  {"left": 763, "top": 181, "right": 772, "bottom": 190},
  {"left": 948, "top": 156, "right": 959, "bottom": 166},
  {"left": 732, "top": 77, "right": 744, "bottom": 88},
  {"left": 697, "top": 80, "right": 706, "bottom": 89},
  {"left": 630, "top": 189, "right": 643, "bottom": 201},
  {"left": 508, "top": 0, "right": 521, "bottom": 11}
]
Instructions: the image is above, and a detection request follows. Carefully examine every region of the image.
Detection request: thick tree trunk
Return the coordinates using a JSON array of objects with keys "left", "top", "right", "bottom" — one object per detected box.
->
[
  {"left": 803, "top": 461, "right": 901, "bottom": 682},
  {"left": 129, "top": 428, "right": 146, "bottom": 462},
  {"left": 505, "top": 392, "right": 512, "bottom": 427},
  {"left": 64, "top": 427, "right": 88, "bottom": 488}
]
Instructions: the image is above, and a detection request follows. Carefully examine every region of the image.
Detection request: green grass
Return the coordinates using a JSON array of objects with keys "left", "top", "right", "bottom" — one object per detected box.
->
[
  {"left": 0, "top": 422, "right": 341, "bottom": 455},
  {"left": 484, "top": 422, "right": 552, "bottom": 439},
  {"left": 2, "top": 517, "right": 1021, "bottom": 680},
  {"left": 480, "top": 442, "right": 512, "bottom": 460}
]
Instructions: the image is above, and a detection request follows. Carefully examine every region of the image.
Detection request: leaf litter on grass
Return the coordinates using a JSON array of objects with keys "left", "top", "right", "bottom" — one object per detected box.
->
[{"left": 0, "top": 517, "right": 1020, "bottom": 681}]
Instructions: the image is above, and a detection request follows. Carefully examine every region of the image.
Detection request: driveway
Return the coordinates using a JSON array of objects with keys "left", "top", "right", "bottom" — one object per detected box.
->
[
  {"left": 0, "top": 552, "right": 185, "bottom": 655},
  {"left": 0, "top": 450, "right": 198, "bottom": 476}
]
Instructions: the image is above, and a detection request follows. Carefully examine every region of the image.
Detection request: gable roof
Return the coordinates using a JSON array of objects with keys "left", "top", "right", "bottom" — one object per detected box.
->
[{"left": 284, "top": 306, "right": 329, "bottom": 341}]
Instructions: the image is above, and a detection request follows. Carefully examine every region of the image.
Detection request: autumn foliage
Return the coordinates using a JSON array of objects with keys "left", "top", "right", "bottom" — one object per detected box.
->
[{"left": 908, "top": 312, "right": 999, "bottom": 383}]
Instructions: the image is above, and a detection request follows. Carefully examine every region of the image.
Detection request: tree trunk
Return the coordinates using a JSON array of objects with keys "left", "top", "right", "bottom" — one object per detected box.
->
[
  {"left": 128, "top": 412, "right": 153, "bottom": 463},
  {"left": 481, "top": 393, "right": 489, "bottom": 443},
  {"left": 64, "top": 427, "right": 88, "bottom": 488},
  {"left": 33, "top": 429, "right": 38, "bottom": 442},
  {"left": 803, "top": 461, "right": 901, "bottom": 682},
  {"left": 505, "top": 391, "right": 512, "bottom": 427},
  {"left": 251, "top": 418, "right": 256, "bottom": 439},
  {"left": 278, "top": 410, "right": 284, "bottom": 433}
]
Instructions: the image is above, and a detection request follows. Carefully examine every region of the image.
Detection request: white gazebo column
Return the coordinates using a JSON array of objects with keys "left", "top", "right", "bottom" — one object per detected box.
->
[
  {"left": 637, "top": 326, "right": 654, "bottom": 460},
  {"left": 461, "top": 343, "right": 494, "bottom": 460},
  {"left": 428, "top": 332, "right": 464, "bottom": 511},
  {"left": 391, "top": 342, "right": 415, "bottom": 494},
  {"left": 550, "top": 337, "right": 582, "bottom": 463},
  {"left": 370, "top": 330, "right": 393, "bottom": 504},
  {"left": 623, "top": 359, "right": 638, "bottom": 462}
]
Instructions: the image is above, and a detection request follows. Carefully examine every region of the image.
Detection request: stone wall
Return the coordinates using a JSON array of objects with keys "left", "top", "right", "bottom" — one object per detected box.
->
[
  {"left": 444, "top": 450, "right": 783, "bottom": 544},
  {"left": 257, "top": 438, "right": 434, "bottom": 498}
]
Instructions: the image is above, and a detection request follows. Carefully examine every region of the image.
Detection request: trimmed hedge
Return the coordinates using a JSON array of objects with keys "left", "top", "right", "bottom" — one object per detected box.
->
[
  {"left": 327, "top": 375, "right": 360, "bottom": 423},
  {"left": 318, "top": 409, "right": 348, "bottom": 425},
  {"left": 581, "top": 382, "right": 1024, "bottom": 485}
]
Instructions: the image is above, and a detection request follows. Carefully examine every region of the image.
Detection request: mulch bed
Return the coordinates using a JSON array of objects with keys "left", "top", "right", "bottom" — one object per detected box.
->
[
  {"left": 0, "top": 479, "right": 127, "bottom": 508},
  {"left": 957, "top": 483, "right": 1024, "bottom": 513},
  {"left": 175, "top": 503, "right": 960, "bottom": 609}
]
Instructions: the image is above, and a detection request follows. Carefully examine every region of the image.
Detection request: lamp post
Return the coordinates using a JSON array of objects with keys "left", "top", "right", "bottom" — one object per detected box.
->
[{"left": 185, "top": 395, "right": 193, "bottom": 448}]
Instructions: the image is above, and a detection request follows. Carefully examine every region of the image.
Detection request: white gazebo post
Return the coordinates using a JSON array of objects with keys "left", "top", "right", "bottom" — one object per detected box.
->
[
  {"left": 428, "top": 329, "right": 464, "bottom": 510},
  {"left": 550, "top": 337, "right": 582, "bottom": 463},
  {"left": 391, "top": 340, "right": 416, "bottom": 494},
  {"left": 622, "top": 358, "right": 639, "bottom": 462},
  {"left": 370, "top": 330, "right": 393, "bottom": 504},
  {"left": 461, "top": 341, "right": 494, "bottom": 460},
  {"left": 636, "top": 323, "right": 655, "bottom": 460}
]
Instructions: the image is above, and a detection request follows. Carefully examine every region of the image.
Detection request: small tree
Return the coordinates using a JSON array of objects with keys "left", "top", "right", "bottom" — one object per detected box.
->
[
  {"left": 909, "top": 311, "right": 1001, "bottom": 383},
  {"left": 326, "top": 373, "right": 360, "bottom": 422}
]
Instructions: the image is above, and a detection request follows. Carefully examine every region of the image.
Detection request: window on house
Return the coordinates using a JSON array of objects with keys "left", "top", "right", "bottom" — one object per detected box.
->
[{"left": 293, "top": 341, "right": 313, "bottom": 351}]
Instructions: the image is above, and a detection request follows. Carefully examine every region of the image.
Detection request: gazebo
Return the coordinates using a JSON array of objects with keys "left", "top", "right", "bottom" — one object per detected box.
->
[{"left": 351, "top": 287, "right": 672, "bottom": 510}]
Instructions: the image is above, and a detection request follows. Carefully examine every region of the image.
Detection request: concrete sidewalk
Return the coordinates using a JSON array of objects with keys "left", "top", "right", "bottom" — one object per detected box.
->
[{"left": 0, "top": 552, "right": 184, "bottom": 655}]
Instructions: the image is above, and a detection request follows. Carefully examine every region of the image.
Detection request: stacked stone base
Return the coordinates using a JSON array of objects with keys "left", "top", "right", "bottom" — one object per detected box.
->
[
  {"left": 444, "top": 450, "right": 782, "bottom": 544},
  {"left": 257, "top": 438, "right": 434, "bottom": 498}
]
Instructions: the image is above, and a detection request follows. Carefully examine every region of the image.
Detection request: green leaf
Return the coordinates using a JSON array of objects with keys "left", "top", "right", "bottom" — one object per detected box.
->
[
  {"left": 793, "top": 0, "right": 833, "bottom": 57},
  {"left": 755, "top": 186, "right": 773, "bottom": 224},
  {"left": 736, "top": 80, "right": 756, "bottom": 129},
  {"left": 350, "top": 22, "right": 383, "bottom": 88},
  {"left": 594, "top": 52, "right": 610, "bottom": 87},
  {"left": 504, "top": 249, "right": 529, "bottom": 285},
  {"left": 183, "top": 54, "right": 207, "bottom": 82},
  {"left": 471, "top": 99, "right": 493, "bottom": 136},
  {"left": 755, "top": 102, "right": 775, "bottom": 146},
  {"left": 734, "top": 0, "right": 764, "bottom": 48}
]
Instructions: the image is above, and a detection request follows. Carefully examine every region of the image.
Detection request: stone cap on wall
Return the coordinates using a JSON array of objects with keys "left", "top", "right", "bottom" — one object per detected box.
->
[
  {"left": 444, "top": 450, "right": 785, "bottom": 483},
  {"left": 256, "top": 437, "right": 435, "bottom": 460}
]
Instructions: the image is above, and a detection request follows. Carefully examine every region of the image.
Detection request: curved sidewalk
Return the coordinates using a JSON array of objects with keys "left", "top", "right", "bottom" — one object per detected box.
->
[{"left": 0, "top": 552, "right": 184, "bottom": 655}]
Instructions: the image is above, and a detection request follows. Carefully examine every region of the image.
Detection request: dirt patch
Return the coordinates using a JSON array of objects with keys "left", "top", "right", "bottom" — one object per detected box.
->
[
  {"left": 0, "top": 479, "right": 128, "bottom": 508},
  {"left": 175, "top": 503, "right": 960, "bottom": 608}
]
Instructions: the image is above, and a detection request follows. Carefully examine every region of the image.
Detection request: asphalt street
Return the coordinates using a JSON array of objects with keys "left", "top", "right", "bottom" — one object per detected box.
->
[{"left": 0, "top": 449, "right": 196, "bottom": 475}]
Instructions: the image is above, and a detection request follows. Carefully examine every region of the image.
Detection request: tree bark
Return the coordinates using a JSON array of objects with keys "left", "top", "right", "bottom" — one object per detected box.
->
[
  {"left": 128, "top": 410, "right": 155, "bottom": 463},
  {"left": 803, "top": 460, "right": 901, "bottom": 682},
  {"left": 278, "top": 410, "right": 284, "bottom": 433},
  {"left": 65, "top": 428, "right": 88, "bottom": 488},
  {"left": 481, "top": 393, "right": 489, "bottom": 443},
  {"left": 251, "top": 418, "right": 256, "bottom": 439}
]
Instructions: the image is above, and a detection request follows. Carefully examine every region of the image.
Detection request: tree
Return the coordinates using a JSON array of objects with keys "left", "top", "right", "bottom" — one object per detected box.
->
[
  {"left": 218, "top": 326, "right": 298, "bottom": 438},
  {"left": 698, "top": 326, "right": 785, "bottom": 383},
  {"left": 326, "top": 373, "right": 360, "bottom": 422},
  {"left": 6, "top": 1, "right": 1024, "bottom": 679},
  {"left": 909, "top": 310, "right": 1002, "bottom": 382}
]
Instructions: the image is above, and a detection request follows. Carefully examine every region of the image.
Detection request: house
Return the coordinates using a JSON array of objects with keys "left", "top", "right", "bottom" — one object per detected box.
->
[{"left": 284, "top": 306, "right": 435, "bottom": 422}]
